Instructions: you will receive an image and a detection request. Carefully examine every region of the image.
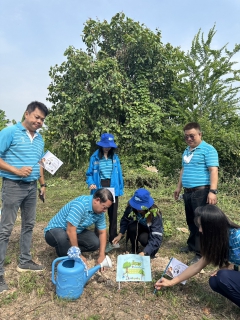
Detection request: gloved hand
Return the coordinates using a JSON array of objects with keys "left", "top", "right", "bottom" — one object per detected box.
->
[{"left": 67, "top": 246, "right": 81, "bottom": 259}]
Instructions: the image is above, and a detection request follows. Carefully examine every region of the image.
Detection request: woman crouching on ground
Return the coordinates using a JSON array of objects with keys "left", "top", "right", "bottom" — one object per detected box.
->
[
  {"left": 112, "top": 188, "right": 163, "bottom": 258},
  {"left": 155, "top": 204, "right": 240, "bottom": 307}
]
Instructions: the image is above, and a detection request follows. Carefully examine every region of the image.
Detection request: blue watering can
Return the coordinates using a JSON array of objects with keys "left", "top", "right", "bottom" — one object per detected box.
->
[{"left": 52, "top": 255, "right": 112, "bottom": 300}]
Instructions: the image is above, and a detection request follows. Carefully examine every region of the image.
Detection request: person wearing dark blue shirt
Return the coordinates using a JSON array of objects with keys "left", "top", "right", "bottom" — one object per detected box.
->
[{"left": 112, "top": 188, "right": 163, "bottom": 258}]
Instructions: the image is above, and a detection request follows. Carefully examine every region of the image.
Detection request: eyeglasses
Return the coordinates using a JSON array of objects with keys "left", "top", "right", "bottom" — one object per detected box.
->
[
  {"left": 184, "top": 134, "right": 197, "bottom": 140},
  {"left": 100, "top": 203, "right": 111, "bottom": 210}
]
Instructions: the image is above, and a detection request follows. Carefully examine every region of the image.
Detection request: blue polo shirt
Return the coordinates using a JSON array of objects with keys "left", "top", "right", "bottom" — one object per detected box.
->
[
  {"left": 229, "top": 228, "right": 240, "bottom": 265},
  {"left": 44, "top": 195, "right": 106, "bottom": 234},
  {"left": 181, "top": 141, "right": 219, "bottom": 188},
  {"left": 0, "top": 122, "right": 44, "bottom": 181},
  {"left": 99, "top": 157, "right": 113, "bottom": 179}
]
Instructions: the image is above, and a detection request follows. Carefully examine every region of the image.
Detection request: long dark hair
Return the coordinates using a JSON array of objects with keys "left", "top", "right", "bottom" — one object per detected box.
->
[
  {"left": 194, "top": 205, "right": 240, "bottom": 267},
  {"left": 98, "top": 147, "right": 115, "bottom": 159}
]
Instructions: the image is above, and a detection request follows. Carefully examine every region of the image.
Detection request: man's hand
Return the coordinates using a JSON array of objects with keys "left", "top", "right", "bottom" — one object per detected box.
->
[
  {"left": 80, "top": 255, "right": 88, "bottom": 266},
  {"left": 89, "top": 184, "right": 97, "bottom": 190},
  {"left": 174, "top": 187, "right": 181, "bottom": 200},
  {"left": 97, "top": 254, "right": 106, "bottom": 272},
  {"left": 16, "top": 166, "right": 32, "bottom": 177},
  {"left": 207, "top": 192, "right": 217, "bottom": 205}
]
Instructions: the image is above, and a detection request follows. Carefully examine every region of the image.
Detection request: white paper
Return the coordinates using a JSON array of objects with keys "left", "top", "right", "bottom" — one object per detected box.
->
[
  {"left": 116, "top": 254, "right": 152, "bottom": 282},
  {"left": 105, "top": 187, "right": 115, "bottom": 203},
  {"left": 164, "top": 257, "right": 188, "bottom": 285},
  {"left": 39, "top": 150, "right": 63, "bottom": 175}
]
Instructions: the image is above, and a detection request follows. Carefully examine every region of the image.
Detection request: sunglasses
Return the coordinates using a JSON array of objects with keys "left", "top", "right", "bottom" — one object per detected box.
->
[{"left": 184, "top": 134, "right": 197, "bottom": 140}]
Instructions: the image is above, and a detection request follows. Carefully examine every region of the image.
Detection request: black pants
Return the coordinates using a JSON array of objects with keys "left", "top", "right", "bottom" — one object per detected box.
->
[
  {"left": 100, "top": 179, "right": 118, "bottom": 243},
  {"left": 45, "top": 228, "right": 100, "bottom": 257},
  {"left": 127, "top": 221, "right": 149, "bottom": 254},
  {"left": 183, "top": 188, "right": 209, "bottom": 254},
  {"left": 209, "top": 269, "right": 240, "bottom": 307}
]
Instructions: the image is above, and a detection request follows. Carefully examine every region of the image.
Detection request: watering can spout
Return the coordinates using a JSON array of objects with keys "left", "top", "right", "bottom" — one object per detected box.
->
[{"left": 85, "top": 255, "right": 112, "bottom": 283}]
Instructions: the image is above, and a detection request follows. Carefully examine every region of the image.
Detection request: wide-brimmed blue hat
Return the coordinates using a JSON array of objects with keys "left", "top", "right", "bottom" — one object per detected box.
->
[
  {"left": 129, "top": 188, "right": 154, "bottom": 210},
  {"left": 96, "top": 133, "right": 117, "bottom": 148}
]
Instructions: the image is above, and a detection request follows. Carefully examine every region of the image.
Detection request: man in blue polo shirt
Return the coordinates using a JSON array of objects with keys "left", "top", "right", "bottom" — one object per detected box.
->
[
  {"left": 0, "top": 101, "right": 48, "bottom": 293},
  {"left": 174, "top": 122, "right": 219, "bottom": 264},
  {"left": 44, "top": 188, "right": 113, "bottom": 266}
]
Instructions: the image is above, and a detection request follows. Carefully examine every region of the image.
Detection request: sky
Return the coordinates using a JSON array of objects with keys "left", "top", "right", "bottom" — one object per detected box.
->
[{"left": 0, "top": 0, "right": 240, "bottom": 122}]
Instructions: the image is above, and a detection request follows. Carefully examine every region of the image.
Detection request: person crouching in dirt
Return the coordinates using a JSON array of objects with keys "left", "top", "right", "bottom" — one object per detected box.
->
[
  {"left": 112, "top": 188, "right": 163, "bottom": 258},
  {"left": 44, "top": 188, "right": 113, "bottom": 267}
]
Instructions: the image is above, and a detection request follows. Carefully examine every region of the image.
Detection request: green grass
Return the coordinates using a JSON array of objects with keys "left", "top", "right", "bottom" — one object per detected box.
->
[{"left": 1, "top": 168, "right": 240, "bottom": 319}]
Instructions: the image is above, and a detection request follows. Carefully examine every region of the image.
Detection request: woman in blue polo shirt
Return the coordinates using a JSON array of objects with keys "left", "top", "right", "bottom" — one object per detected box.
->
[
  {"left": 155, "top": 205, "right": 240, "bottom": 307},
  {"left": 86, "top": 133, "right": 124, "bottom": 253}
]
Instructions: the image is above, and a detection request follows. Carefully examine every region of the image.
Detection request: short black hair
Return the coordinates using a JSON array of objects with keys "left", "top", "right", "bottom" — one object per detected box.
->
[
  {"left": 26, "top": 101, "right": 48, "bottom": 117},
  {"left": 183, "top": 122, "right": 201, "bottom": 132},
  {"left": 93, "top": 188, "right": 113, "bottom": 203}
]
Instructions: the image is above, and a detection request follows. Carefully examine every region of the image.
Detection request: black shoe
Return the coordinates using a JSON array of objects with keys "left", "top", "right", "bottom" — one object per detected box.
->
[
  {"left": 189, "top": 254, "right": 201, "bottom": 265},
  {"left": 17, "top": 260, "right": 44, "bottom": 273},
  {"left": 180, "top": 246, "right": 192, "bottom": 253},
  {"left": 0, "top": 275, "right": 8, "bottom": 293}
]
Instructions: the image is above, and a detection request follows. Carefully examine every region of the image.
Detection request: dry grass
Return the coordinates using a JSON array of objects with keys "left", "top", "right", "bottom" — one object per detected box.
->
[{"left": 0, "top": 171, "right": 240, "bottom": 319}]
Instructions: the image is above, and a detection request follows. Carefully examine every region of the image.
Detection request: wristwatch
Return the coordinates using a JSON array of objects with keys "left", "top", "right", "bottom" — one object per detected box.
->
[
  {"left": 209, "top": 189, "right": 218, "bottom": 194},
  {"left": 40, "top": 183, "right": 47, "bottom": 187}
]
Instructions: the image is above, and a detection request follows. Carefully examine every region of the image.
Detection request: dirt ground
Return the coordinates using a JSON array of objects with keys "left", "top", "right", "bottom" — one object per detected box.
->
[{"left": 0, "top": 223, "right": 239, "bottom": 320}]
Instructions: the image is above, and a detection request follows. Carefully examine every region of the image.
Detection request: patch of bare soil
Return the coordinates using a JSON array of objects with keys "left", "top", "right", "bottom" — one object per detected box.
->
[{"left": 0, "top": 223, "right": 239, "bottom": 320}]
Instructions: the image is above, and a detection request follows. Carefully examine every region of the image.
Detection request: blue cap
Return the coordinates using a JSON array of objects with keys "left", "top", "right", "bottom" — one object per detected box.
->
[
  {"left": 96, "top": 133, "right": 117, "bottom": 148},
  {"left": 129, "top": 189, "right": 154, "bottom": 210}
]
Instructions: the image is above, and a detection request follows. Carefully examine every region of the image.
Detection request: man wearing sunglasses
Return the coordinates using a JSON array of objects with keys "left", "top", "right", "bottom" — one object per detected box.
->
[{"left": 174, "top": 122, "right": 219, "bottom": 264}]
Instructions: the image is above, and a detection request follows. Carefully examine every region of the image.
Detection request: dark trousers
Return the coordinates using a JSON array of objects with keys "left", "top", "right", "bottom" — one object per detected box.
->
[
  {"left": 0, "top": 179, "right": 37, "bottom": 275},
  {"left": 45, "top": 228, "right": 100, "bottom": 257},
  {"left": 101, "top": 179, "right": 118, "bottom": 243},
  {"left": 209, "top": 270, "right": 240, "bottom": 307},
  {"left": 127, "top": 221, "right": 149, "bottom": 254},
  {"left": 183, "top": 188, "right": 209, "bottom": 254}
]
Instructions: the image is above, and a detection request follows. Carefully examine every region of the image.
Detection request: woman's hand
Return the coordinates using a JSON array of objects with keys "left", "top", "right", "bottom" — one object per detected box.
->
[
  {"left": 89, "top": 184, "right": 97, "bottom": 190},
  {"left": 154, "top": 277, "right": 173, "bottom": 290},
  {"left": 112, "top": 234, "right": 122, "bottom": 244}
]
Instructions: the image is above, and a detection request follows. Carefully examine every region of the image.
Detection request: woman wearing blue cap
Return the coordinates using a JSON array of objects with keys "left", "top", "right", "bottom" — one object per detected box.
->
[
  {"left": 86, "top": 133, "right": 124, "bottom": 253},
  {"left": 112, "top": 188, "right": 163, "bottom": 258}
]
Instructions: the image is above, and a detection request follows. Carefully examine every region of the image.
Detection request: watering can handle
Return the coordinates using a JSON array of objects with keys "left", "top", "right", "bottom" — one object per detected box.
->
[{"left": 52, "top": 256, "right": 69, "bottom": 285}]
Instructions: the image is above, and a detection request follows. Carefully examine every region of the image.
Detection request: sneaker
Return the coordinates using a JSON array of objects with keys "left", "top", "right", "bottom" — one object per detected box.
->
[
  {"left": 105, "top": 242, "right": 120, "bottom": 253},
  {"left": 17, "top": 260, "right": 44, "bottom": 273},
  {"left": 0, "top": 275, "right": 8, "bottom": 293},
  {"left": 189, "top": 254, "right": 201, "bottom": 265},
  {"left": 180, "top": 246, "right": 193, "bottom": 254}
]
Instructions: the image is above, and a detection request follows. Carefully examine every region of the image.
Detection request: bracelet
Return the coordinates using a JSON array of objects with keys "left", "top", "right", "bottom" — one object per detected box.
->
[{"left": 40, "top": 183, "right": 47, "bottom": 187}]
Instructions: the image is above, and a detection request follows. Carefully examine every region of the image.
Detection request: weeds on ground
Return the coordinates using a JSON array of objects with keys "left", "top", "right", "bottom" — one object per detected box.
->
[{"left": 0, "top": 169, "right": 240, "bottom": 319}]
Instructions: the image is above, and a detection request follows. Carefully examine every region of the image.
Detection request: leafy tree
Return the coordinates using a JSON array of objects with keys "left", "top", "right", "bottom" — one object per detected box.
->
[
  {"left": 159, "top": 25, "right": 240, "bottom": 175},
  {"left": 0, "top": 110, "right": 9, "bottom": 130},
  {"left": 46, "top": 14, "right": 240, "bottom": 176},
  {"left": 123, "top": 261, "right": 131, "bottom": 273},
  {"left": 46, "top": 13, "right": 178, "bottom": 167}
]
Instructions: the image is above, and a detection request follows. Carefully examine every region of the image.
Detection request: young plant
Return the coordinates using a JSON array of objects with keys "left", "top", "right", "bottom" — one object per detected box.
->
[{"left": 141, "top": 206, "right": 158, "bottom": 218}]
